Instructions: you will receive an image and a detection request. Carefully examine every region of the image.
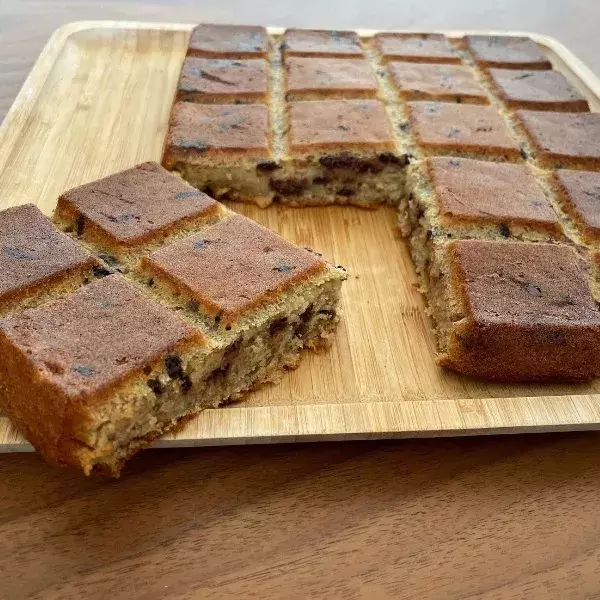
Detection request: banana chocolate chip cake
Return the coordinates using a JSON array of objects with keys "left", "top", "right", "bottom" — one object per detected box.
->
[{"left": 0, "top": 162, "right": 345, "bottom": 475}]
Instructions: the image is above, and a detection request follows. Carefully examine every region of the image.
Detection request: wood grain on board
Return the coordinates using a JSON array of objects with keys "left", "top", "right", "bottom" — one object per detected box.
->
[{"left": 2, "top": 4, "right": 600, "bottom": 598}]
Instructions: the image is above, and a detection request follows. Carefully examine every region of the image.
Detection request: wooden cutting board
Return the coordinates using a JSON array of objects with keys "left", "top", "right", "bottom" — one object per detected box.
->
[{"left": 2, "top": 21, "right": 600, "bottom": 452}]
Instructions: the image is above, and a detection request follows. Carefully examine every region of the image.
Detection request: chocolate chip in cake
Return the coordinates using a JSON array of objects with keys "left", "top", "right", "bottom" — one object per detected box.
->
[
  {"left": 165, "top": 354, "right": 184, "bottom": 379},
  {"left": 313, "top": 175, "right": 330, "bottom": 185},
  {"left": 76, "top": 215, "right": 85, "bottom": 236},
  {"left": 3, "top": 247, "right": 34, "bottom": 260},
  {"left": 180, "top": 375, "right": 193, "bottom": 393},
  {"left": 499, "top": 224, "right": 510, "bottom": 237},
  {"left": 269, "top": 317, "right": 289, "bottom": 336},
  {"left": 256, "top": 160, "right": 280, "bottom": 172},
  {"left": 187, "top": 298, "right": 200, "bottom": 312},
  {"left": 448, "top": 159, "right": 461, "bottom": 167},
  {"left": 269, "top": 177, "right": 308, "bottom": 195},
  {"left": 73, "top": 365, "right": 95, "bottom": 377},
  {"left": 378, "top": 152, "right": 408, "bottom": 166},
  {"left": 337, "top": 187, "right": 355, "bottom": 197},
  {"left": 148, "top": 378, "right": 165, "bottom": 395},
  {"left": 274, "top": 265, "right": 294, "bottom": 273}
]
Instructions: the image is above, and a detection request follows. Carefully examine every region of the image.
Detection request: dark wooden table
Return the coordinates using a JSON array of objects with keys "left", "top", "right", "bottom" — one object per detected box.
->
[{"left": 2, "top": 2, "right": 600, "bottom": 598}]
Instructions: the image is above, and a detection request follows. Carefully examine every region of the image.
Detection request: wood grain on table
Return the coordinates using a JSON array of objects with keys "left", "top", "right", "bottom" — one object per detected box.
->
[{"left": 2, "top": 2, "right": 600, "bottom": 599}]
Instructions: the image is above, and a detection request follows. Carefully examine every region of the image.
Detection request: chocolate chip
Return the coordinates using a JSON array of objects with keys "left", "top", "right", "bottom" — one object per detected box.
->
[
  {"left": 148, "top": 378, "right": 165, "bottom": 395},
  {"left": 187, "top": 298, "right": 199, "bottom": 312},
  {"left": 98, "top": 253, "right": 119, "bottom": 267},
  {"left": 92, "top": 264, "right": 113, "bottom": 278},
  {"left": 143, "top": 365, "right": 152, "bottom": 375},
  {"left": 148, "top": 277, "right": 154, "bottom": 286},
  {"left": 319, "top": 154, "right": 381, "bottom": 173},
  {"left": 448, "top": 159, "right": 461, "bottom": 167},
  {"left": 447, "top": 127, "right": 460, "bottom": 138},
  {"left": 3, "top": 247, "right": 33, "bottom": 260},
  {"left": 269, "top": 317, "right": 289, "bottom": 336},
  {"left": 194, "top": 239, "right": 211, "bottom": 250},
  {"left": 337, "top": 187, "right": 355, "bottom": 197},
  {"left": 165, "top": 355, "right": 184, "bottom": 379},
  {"left": 256, "top": 160, "right": 280, "bottom": 172},
  {"left": 269, "top": 177, "right": 308, "bottom": 195},
  {"left": 499, "top": 224, "right": 510, "bottom": 238},
  {"left": 456, "top": 97, "right": 462, "bottom": 104},
  {"left": 273, "top": 265, "right": 294, "bottom": 273},
  {"left": 337, "top": 124, "right": 350, "bottom": 131},
  {"left": 180, "top": 375, "right": 192, "bottom": 393},
  {"left": 176, "top": 191, "right": 200, "bottom": 200},
  {"left": 73, "top": 365, "right": 94, "bottom": 377},
  {"left": 76, "top": 215, "right": 85, "bottom": 236},
  {"left": 313, "top": 175, "right": 330, "bottom": 185},
  {"left": 295, "top": 304, "right": 314, "bottom": 340},
  {"left": 215, "top": 315, "right": 221, "bottom": 324},
  {"left": 398, "top": 122, "right": 410, "bottom": 133},
  {"left": 378, "top": 152, "right": 408, "bottom": 166},
  {"left": 524, "top": 283, "right": 542, "bottom": 297},
  {"left": 475, "top": 126, "right": 492, "bottom": 132},
  {"left": 519, "top": 144, "right": 530, "bottom": 160}
]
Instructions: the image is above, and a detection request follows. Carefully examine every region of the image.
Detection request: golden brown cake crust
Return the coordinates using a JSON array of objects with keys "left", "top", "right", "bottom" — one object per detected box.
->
[
  {"left": 141, "top": 213, "right": 327, "bottom": 323},
  {"left": 283, "top": 29, "right": 363, "bottom": 57},
  {"left": 440, "top": 240, "right": 600, "bottom": 381},
  {"left": 288, "top": 99, "right": 394, "bottom": 153},
  {"left": 0, "top": 204, "right": 95, "bottom": 311},
  {"left": 374, "top": 33, "right": 460, "bottom": 64},
  {"left": 188, "top": 24, "right": 268, "bottom": 58},
  {"left": 164, "top": 102, "right": 271, "bottom": 162},
  {"left": 515, "top": 110, "right": 600, "bottom": 168},
  {"left": 487, "top": 68, "right": 589, "bottom": 112},
  {"left": 463, "top": 35, "right": 552, "bottom": 69},
  {"left": 388, "top": 62, "right": 488, "bottom": 103},
  {"left": 178, "top": 57, "right": 269, "bottom": 103},
  {"left": 284, "top": 57, "right": 378, "bottom": 99},
  {"left": 552, "top": 169, "right": 600, "bottom": 244},
  {"left": 55, "top": 162, "right": 219, "bottom": 249},
  {"left": 408, "top": 102, "right": 521, "bottom": 159},
  {"left": 0, "top": 275, "right": 202, "bottom": 468},
  {"left": 426, "top": 157, "right": 561, "bottom": 235}
]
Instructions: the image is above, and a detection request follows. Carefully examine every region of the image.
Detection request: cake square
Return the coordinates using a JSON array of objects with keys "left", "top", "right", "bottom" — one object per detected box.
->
[
  {"left": 188, "top": 24, "right": 268, "bottom": 59},
  {"left": 388, "top": 62, "right": 488, "bottom": 104},
  {"left": 0, "top": 274, "right": 205, "bottom": 474},
  {"left": 373, "top": 33, "right": 460, "bottom": 64},
  {"left": 550, "top": 169, "right": 600, "bottom": 245},
  {"left": 462, "top": 35, "right": 552, "bottom": 69},
  {"left": 407, "top": 156, "right": 561, "bottom": 237},
  {"left": 427, "top": 239, "right": 600, "bottom": 381},
  {"left": 54, "top": 162, "right": 220, "bottom": 258},
  {"left": 164, "top": 102, "right": 271, "bottom": 160},
  {"left": 514, "top": 110, "right": 600, "bottom": 169},
  {"left": 487, "top": 68, "right": 589, "bottom": 112},
  {"left": 140, "top": 213, "right": 328, "bottom": 325},
  {"left": 284, "top": 56, "right": 378, "bottom": 100},
  {"left": 177, "top": 57, "right": 269, "bottom": 103},
  {"left": 288, "top": 99, "right": 394, "bottom": 153},
  {"left": 0, "top": 204, "right": 95, "bottom": 314},
  {"left": 407, "top": 102, "right": 521, "bottom": 160},
  {"left": 283, "top": 29, "right": 363, "bottom": 57}
]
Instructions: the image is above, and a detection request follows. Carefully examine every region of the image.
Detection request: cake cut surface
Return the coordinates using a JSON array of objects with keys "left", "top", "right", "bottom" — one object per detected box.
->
[
  {"left": 288, "top": 99, "right": 394, "bottom": 152},
  {"left": 283, "top": 29, "right": 363, "bottom": 57},
  {"left": 429, "top": 240, "right": 600, "bottom": 381},
  {"left": 387, "top": 62, "right": 488, "bottom": 104},
  {"left": 462, "top": 35, "right": 552, "bottom": 69},
  {"left": 374, "top": 33, "right": 460, "bottom": 64},
  {"left": 140, "top": 213, "right": 327, "bottom": 323},
  {"left": 284, "top": 57, "right": 378, "bottom": 100},
  {"left": 55, "top": 162, "right": 220, "bottom": 255},
  {"left": 487, "top": 68, "right": 589, "bottom": 112},
  {"left": 407, "top": 102, "right": 521, "bottom": 160},
  {"left": 177, "top": 57, "right": 269, "bottom": 103},
  {"left": 188, "top": 24, "right": 268, "bottom": 58},
  {"left": 514, "top": 110, "right": 600, "bottom": 169},
  {"left": 0, "top": 204, "right": 95, "bottom": 312},
  {"left": 550, "top": 169, "right": 600, "bottom": 245}
]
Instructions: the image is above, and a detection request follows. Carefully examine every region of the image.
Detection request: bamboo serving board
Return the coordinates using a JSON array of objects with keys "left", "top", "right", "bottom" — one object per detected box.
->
[{"left": 3, "top": 22, "right": 600, "bottom": 453}]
